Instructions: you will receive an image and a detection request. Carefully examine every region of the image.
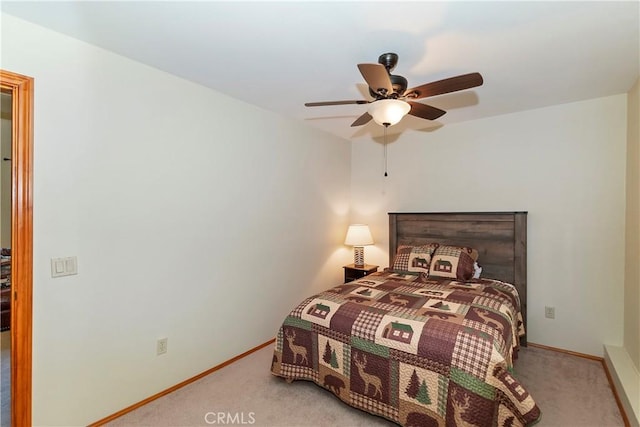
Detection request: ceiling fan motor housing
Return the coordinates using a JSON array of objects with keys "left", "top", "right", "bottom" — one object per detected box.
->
[
  {"left": 390, "top": 74, "right": 407, "bottom": 96},
  {"left": 369, "top": 74, "right": 408, "bottom": 99}
]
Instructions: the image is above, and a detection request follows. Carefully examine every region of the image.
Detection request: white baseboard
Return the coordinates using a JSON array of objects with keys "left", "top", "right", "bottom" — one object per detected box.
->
[{"left": 604, "top": 344, "right": 640, "bottom": 427}]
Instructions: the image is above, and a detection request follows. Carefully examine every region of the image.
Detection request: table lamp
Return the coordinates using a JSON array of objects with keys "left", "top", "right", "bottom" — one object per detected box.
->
[{"left": 344, "top": 224, "right": 374, "bottom": 268}]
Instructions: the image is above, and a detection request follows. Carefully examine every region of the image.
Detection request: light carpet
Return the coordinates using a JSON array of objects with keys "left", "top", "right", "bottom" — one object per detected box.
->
[{"left": 105, "top": 344, "right": 624, "bottom": 427}]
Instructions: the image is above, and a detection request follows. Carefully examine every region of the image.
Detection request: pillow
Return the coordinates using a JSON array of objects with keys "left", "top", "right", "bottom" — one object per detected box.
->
[
  {"left": 428, "top": 245, "right": 478, "bottom": 280},
  {"left": 390, "top": 243, "right": 439, "bottom": 275}
]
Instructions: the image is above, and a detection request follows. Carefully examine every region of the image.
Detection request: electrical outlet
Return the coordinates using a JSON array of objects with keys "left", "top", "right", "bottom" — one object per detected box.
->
[
  {"left": 157, "top": 337, "right": 168, "bottom": 355},
  {"left": 544, "top": 306, "right": 555, "bottom": 319}
]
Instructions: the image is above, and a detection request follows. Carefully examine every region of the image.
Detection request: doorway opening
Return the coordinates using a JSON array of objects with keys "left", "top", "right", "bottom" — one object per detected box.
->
[{"left": 0, "top": 70, "right": 34, "bottom": 427}]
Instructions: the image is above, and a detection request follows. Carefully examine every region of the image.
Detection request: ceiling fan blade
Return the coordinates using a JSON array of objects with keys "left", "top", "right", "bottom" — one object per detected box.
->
[
  {"left": 404, "top": 72, "right": 483, "bottom": 99},
  {"left": 357, "top": 63, "right": 393, "bottom": 96},
  {"left": 407, "top": 101, "right": 447, "bottom": 120},
  {"left": 305, "top": 100, "right": 369, "bottom": 107},
  {"left": 350, "top": 112, "right": 373, "bottom": 127}
]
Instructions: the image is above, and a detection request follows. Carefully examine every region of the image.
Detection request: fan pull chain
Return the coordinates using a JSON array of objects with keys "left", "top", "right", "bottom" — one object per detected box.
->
[{"left": 383, "top": 124, "right": 388, "bottom": 177}]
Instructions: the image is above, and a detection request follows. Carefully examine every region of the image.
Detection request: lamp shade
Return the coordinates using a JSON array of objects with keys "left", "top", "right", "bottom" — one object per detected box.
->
[
  {"left": 367, "top": 99, "right": 411, "bottom": 126},
  {"left": 344, "top": 224, "right": 374, "bottom": 246}
]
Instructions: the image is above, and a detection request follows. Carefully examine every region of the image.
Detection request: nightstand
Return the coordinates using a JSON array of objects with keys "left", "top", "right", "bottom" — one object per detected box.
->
[{"left": 343, "top": 264, "right": 379, "bottom": 283}]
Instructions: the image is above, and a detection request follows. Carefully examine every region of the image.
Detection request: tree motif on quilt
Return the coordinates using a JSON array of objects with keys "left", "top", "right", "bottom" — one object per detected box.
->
[
  {"left": 322, "top": 341, "right": 340, "bottom": 369},
  {"left": 317, "top": 334, "right": 350, "bottom": 400},
  {"left": 399, "top": 362, "right": 448, "bottom": 425}
]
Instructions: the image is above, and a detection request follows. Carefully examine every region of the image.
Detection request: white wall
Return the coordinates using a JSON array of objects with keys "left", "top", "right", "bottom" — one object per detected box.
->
[
  {"left": 2, "top": 13, "right": 352, "bottom": 426},
  {"left": 351, "top": 95, "right": 627, "bottom": 357}
]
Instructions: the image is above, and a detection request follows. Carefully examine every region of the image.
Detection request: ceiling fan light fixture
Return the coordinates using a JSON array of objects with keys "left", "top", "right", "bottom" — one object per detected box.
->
[{"left": 367, "top": 99, "right": 411, "bottom": 126}]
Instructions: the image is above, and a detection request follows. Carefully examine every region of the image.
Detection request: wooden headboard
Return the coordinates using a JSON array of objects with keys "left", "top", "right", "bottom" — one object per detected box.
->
[{"left": 388, "top": 212, "right": 528, "bottom": 344}]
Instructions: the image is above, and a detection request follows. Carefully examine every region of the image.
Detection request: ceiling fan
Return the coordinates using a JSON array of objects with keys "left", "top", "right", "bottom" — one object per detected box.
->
[{"left": 305, "top": 52, "right": 483, "bottom": 128}]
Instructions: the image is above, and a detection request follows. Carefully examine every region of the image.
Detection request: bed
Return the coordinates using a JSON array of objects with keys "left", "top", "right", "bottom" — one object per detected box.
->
[{"left": 270, "top": 212, "right": 540, "bottom": 426}]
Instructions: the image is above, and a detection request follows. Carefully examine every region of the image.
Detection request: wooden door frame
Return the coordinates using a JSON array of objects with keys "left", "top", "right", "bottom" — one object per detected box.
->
[{"left": 1, "top": 69, "right": 34, "bottom": 427}]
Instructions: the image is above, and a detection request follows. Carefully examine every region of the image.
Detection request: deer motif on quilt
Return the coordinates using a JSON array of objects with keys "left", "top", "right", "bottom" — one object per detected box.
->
[
  {"left": 475, "top": 309, "right": 504, "bottom": 333},
  {"left": 389, "top": 294, "right": 410, "bottom": 307},
  {"left": 452, "top": 390, "right": 480, "bottom": 427},
  {"left": 354, "top": 353, "right": 383, "bottom": 399},
  {"left": 285, "top": 329, "right": 308, "bottom": 365}
]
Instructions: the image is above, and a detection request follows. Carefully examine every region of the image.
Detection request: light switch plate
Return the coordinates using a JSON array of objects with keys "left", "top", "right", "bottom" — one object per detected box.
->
[{"left": 51, "top": 256, "right": 78, "bottom": 278}]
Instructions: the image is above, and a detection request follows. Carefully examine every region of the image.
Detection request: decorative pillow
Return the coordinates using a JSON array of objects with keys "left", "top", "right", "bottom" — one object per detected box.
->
[
  {"left": 390, "top": 243, "right": 439, "bottom": 275},
  {"left": 428, "top": 245, "right": 478, "bottom": 280}
]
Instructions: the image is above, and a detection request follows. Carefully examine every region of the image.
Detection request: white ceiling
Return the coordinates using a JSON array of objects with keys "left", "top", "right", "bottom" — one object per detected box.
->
[{"left": 2, "top": 1, "right": 639, "bottom": 140}]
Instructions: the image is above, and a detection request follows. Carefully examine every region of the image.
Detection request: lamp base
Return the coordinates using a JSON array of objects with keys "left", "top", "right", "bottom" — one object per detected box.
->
[{"left": 353, "top": 246, "right": 365, "bottom": 268}]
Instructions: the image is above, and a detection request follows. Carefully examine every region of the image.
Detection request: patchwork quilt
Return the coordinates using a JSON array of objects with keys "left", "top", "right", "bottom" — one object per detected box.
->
[{"left": 271, "top": 271, "right": 541, "bottom": 426}]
